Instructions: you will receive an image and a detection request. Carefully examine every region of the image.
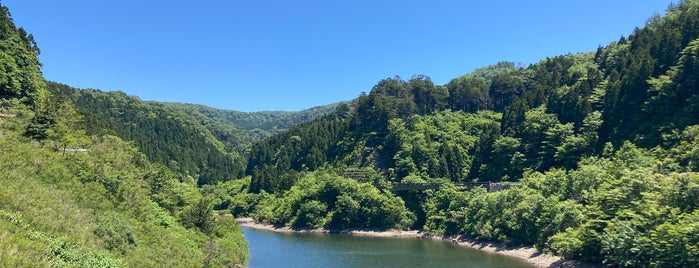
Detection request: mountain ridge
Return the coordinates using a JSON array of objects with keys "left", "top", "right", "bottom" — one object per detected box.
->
[
  {"left": 234, "top": 1, "right": 699, "bottom": 266},
  {"left": 160, "top": 101, "right": 344, "bottom": 142},
  {"left": 2, "top": 0, "right": 699, "bottom": 266}
]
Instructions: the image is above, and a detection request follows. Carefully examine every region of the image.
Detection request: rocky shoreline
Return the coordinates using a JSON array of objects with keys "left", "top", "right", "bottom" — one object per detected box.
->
[{"left": 235, "top": 218, "right": 601, "bottom": 268}]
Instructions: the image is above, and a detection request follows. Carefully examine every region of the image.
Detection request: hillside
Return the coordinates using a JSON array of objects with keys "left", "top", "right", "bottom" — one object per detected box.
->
[
  {"left": 245, "top": 0, "right": 699, "bottom": 192},
  {"left": 235, "top": 1, "right": 699, "bottom": 266},
  {"left": 43, "top": 82, "right": 341, "bottom": 186},
  {"left": 48, "top": 82, "right": 246, "bottom": 186},
  {"left": 163, "top": 102, "right": 344, "bottom": 142},
  {"left": 3, "top": 0, "right": 699, "bottom": 266},
  {"left": 0, "top": 3, "right": 248, "bottom": 267}
]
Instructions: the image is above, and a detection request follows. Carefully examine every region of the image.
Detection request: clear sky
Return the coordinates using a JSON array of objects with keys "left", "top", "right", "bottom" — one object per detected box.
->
[{"left": 4, "top": 0, "right": 673, "bottom": 112}]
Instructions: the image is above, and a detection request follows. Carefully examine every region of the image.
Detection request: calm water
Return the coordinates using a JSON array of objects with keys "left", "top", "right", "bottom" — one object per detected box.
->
[{"left": 243, "top": 227, "right": 534, "bottom": 268}]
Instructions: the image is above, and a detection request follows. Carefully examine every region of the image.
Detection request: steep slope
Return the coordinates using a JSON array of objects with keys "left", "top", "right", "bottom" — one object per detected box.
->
[
  {"left": 246, "top": 0, "right": 699, "bottom": 193},
  {"left": 0, "top": 4, "right": 43, "bottom": 105},
  {"left": 596, "top": 1, "right": 699, "bottom": 146},
  {"left": 48, "top": 82, "right": 245, "bottom": 186},
  {"left": 237, "top": 1, "right": 699, "bottom": 266},
  {"left": 1, "top": 122, "right": 248, "bottom": 267},
  {"left": 45, "top": 83, "right": 340, "bottom": 186},
  {"left": 0, "top": 3, "right": 248, "bottom": 266}
]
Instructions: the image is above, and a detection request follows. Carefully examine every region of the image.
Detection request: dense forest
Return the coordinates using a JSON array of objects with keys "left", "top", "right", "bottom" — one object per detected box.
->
[
  {"left": 47, "top": 82, "right": 246, "bottom": 186},
  {"left": 162, "top": 102, "right": 343, "bottom": 142},
  {"left": 4, "top": 0, "right": 699, "bottom": 267},
  {"left": 0, "top": 3, "right": 248, "bottom": 267},
  {"left": 43, "top": 83, "right": 340, "bottom": 187},
  {"left": 231, "top": 1, "right": 699, "bottom": 266}
]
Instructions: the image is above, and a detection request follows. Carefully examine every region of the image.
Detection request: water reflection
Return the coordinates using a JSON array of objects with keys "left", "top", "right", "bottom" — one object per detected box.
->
[{"left": 243, "top": 227, "right": 533, "bottom": 268}]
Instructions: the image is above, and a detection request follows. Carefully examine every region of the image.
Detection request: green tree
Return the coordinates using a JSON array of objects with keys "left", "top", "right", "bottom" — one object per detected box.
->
[
  {"left": 500, "top": 97, "right": 527, "bottom": 136},
  {"left": 181, "top": 198, "right": 216, "bottom": 235}
]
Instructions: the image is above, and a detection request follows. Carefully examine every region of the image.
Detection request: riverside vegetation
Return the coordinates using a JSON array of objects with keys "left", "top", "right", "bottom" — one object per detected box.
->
[
  {"left": 233, "top": 1, "right": 699, "bottom": 267},
  {"left": 2, "top": 0, "right": 699, "bottom": 267}
]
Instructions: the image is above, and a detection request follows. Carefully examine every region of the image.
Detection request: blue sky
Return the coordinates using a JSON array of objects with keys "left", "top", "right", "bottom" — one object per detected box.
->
[{"left": 4, "top": 1, "right": 673, "bottom": 112}]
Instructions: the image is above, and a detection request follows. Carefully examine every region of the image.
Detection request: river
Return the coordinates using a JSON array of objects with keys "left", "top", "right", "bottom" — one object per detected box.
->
[{"left": 242, "top": 227, "right": 535, "bottom": 268}]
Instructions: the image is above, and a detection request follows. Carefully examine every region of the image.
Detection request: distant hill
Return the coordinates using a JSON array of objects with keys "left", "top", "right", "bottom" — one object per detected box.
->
[
  {"left": 162, "top": 102, "right": 345, "bottom": 142},
  {"left": 48, "top": 82, "right": 247, "bottom": 185},
  {"left": 4, "top": 0, "right": 699, "bottom": 266},
  {"left": 46, "top": 82, "right": 344, "bottom": 185}
]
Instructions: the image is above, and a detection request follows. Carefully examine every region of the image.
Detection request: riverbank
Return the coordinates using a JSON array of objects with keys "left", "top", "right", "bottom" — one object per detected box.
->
[{"left": 235, "top": 218, "right": 601, "bottom": 268}]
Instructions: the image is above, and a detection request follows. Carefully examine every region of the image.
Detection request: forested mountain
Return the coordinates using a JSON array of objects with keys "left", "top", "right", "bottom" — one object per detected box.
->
[
  {"left": 0, "top": 3, "right": 247, "bottom": 267},
  {"left": 48, "top": 82, "right": 246, "bottom": 186},
  {"left": 42, "top": 82, "right": 340, "bottom": 187},
  {"left": 245, "top": 1, "right": 699, "bottom": 191},
  {"left": 163, "top": 102, "right": 344, "bottom": 142},
  {"left": 234, "top": 1, "right": 699, "bottom": 266},
  {"left": 4, "top": 0, "right": 699, "bottom": 266}
]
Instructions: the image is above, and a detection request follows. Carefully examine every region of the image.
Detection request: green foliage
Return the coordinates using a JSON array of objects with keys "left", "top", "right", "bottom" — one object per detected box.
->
[
  {"left": 242, "top": 0, "right": 699, "bottom": 191},
  {"left": 93, "top": 212, "right": 137, "bottom": 254},
  {"left": 233, "top": 2, "right": 699, "bottom": 266},
  {"left": 204, "top": 217, "right": 249, "bottom": 267},
  {"left": 163, "top": 101, "right": 343, "bottom": 143},
  {"left": 295, "top": 200, "right": 328, "bottom": 228},
  {"left": 0, "top": 103, "right": 248, "bottom": 267},
  {"left": 419, "top": 138, "right": 699, "bottom": 266},
  {"left": 247, "top": 108, "right": 351, "bottom": 193},
  {"left": 6, "top": 0, "right": 699, "bottom": 266},
  {"left": 23, "top": 108, "right": 53, "bottom": 140},
  {"left": 446, "top": 75, "right": 489, "bottom": 113},
  {"left": 598, "top": 0, "right": 699, "bottom": 147},
  {"left": 239, "top": 6, "right": 699, "bottom": 261},
  {"left": 0, "top": 4, "right": 44, "bottom": 105},
  {"left": 47, "top": 82, "right": 244, "bottom": 185},
  {"left": 647, "top": 211, "right": 699, "bottom": 267},
  {"left": 659, "top": 112, "right": 699, "bottom": 172},
  {"left": 386, "top": 110, "right": 494, "bottom": 182},
  {"left": 180, "top": 198, "right": 216, "bottom": 235},
  {"left": 252, "top": 171, "right": 414, "bottom": 230}
]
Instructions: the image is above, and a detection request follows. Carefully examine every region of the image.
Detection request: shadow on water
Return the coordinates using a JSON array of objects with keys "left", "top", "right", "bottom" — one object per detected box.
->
[{"left": 243, "top": 227, "right": 534, "bottom": 268}]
